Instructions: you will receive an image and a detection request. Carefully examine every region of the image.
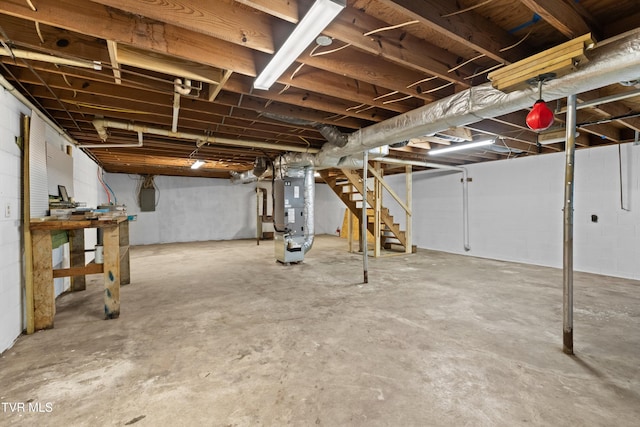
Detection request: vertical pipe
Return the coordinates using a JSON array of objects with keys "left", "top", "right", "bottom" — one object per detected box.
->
[
  {"left": 171, "top": 91, "right": 180, "bottom": 133},
  {"left": 405, "top": 165, "right": 412, "bottom": 254},
  {"left": 256, "top": 188, "right": 261, "bottom": 245},
  {"left": 462, "top": 168, "right": 471, "bottom": 251},
  {"left": 563, "top": 94, "right": 577, "bottom": 355},
  {"left": 362, "top": 150, "right": 369, "bottom": 283},
  {"left": 373, "top": 162, "right": 381, "bottom": 257}
]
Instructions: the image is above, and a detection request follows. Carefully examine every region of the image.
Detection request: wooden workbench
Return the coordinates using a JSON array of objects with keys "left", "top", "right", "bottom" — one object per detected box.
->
[{"left": 29, "top": 217, "right": 130, "bottom": 330}]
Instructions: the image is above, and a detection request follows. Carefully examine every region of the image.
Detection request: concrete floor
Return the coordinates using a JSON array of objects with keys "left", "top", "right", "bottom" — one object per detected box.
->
[{"left": 1, "top": 235, "right": 639, "bottom": 426}]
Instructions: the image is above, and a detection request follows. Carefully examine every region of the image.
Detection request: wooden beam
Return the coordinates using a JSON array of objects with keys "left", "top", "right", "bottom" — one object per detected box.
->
[
  {"left": 252, "top": 3, "right": 475, "bottom": 86},
  {"left": 21, "top": 79, "right": 369, "bottom": 130},
  {"left": 88, "top": 0, "right": 276, "bottom": 54},
  {"left": 223, "top": 74, "right": 395, "bottom": 121},
  {"left": 377, "top": 0, "right": 530, "bottom": 64},
  {"left": 209, "top": 70, "right": 233, "bottom": 102},
  {"left": 297, "top": 46, "right": 451, "bottom": 102},
  {"left": 488, "top": 33, "right": 594, "bottom": 92},
  {"left": 53, "top": 263, "right": 104, "bottom": 278},
  {"left": 235, "top": 0, "right": 299, "bottom": 24},
  {"left": 116, "top": 45, "right": 224, "bottom": 84},
  {"left": 519, "top": 0, "right": 591, "bottom": 39},
  {"left": 106, "top": 40, "right": 121, "bottom": 84},
  {"left": 0, "top": 0, "right": 258, "bottom": 76},
  {"left": 603, "top": 12, "right": 640, "bottom": 39}
]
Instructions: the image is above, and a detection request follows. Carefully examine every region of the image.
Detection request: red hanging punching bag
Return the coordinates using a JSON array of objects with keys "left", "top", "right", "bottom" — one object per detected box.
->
[{"left": 526, "top": 100, "right": 554, "bottom": 131}]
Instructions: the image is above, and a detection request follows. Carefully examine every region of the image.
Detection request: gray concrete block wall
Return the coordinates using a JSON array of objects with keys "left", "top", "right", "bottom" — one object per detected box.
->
[{"left": 105, "top": 173, "right": 346, "bottom": 246}]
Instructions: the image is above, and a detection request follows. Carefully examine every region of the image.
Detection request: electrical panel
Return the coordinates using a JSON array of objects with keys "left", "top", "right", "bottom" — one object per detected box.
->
[{"left": 139, "top": 188, "right": 155, "bottom": 212}]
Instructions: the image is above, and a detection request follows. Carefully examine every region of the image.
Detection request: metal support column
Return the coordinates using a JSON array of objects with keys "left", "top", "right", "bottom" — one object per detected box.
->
[
  {"left": 563, "top": 94, "right": 577, "bottom": 355},
  {"left": 362, "top": 150, "right": 369, "bottom": 283}
]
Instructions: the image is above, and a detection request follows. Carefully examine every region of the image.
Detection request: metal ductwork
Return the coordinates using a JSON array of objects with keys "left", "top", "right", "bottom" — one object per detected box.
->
[
  {"left": 230, "top": 170, "right": 258, "bottom": 184},
  {"left": 260, "top": 112, "right": 317, "bottom": 126},
  {"left": 301, "top": 166, "right": 315, "bottom": 254},
  {"left": 390, "top": 140, "right": 410, "bottom": 148},
  {"left": 229, "top": 157, "right": 271, "bottom": 184},
  {"left": 317, "top": 32, "right": 640, "bottom": 162},
  {"left": 314, "top": 124, "right": 348, "bottom": 147}
]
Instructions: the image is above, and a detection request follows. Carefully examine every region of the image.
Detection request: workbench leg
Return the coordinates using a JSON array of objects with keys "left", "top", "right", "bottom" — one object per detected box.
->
[
  {"left": 32, "top": 230, "right": 54, "bottom": 330},
  {"left": 69, "top": 230, "right": 86, "bottom": 292},
  {"left": 119, "top": 221, "right": 130, "bottom": 286},
  {"left": 103, "top": 225, "right": 120, "bottom": 319}
]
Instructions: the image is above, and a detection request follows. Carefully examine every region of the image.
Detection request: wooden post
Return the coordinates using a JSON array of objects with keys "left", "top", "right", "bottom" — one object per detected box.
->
[
  {"left": 69, "top": 230, "right": 86, "bottom": 291},
  {"left": 102, "top": 224, "right": 120, "bottom": 319},
  {"left": 119, "top": 220, "right": 130, "bottom": 286},
  {"left": 22, "top": 115, "right": 35, "bottom": 334},
  {"left": 32, "top": 230, "right": 54, "bottom": 330},
  {"left": 347, "top": 208, "right": 354, "bottom": 253}
]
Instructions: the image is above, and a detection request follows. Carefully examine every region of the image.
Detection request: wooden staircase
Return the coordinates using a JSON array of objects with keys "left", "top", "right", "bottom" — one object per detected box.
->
[{"left": 320, "top": 168, "right": 409, "bottom": 252}]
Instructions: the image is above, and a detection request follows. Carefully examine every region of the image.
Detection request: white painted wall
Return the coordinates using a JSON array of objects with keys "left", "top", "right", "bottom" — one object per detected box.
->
[
  {"left": 105, "top": 173, "right": 346, "bottom": 245},
  {"left": 0, "top": 87, "right": 103, "bottom": 353},
  {"left": 315, "top": 182, "right": 345, "bottom": 236},
  {"left": 0, "top": 87, "right": 29, "bottom": 353},
  {"left": 383, "top": 143, "right": 640, "bottom": 280}
]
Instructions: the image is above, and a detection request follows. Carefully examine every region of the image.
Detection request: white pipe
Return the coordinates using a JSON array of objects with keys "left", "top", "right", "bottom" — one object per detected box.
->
[
  {"left": 0, "top": 74, "right": 77, "bottom": 146},
  {"left": 378, "top": 157, "right": 471, "bottom": 251},
  {"left": 573, "top": 87, "right": 640, "bottom": 112},
  {"left": 92, "top": 119, "right": 321, "bottom": 154},
  {"left": 174, "top": 78, "right": 192, "bottom": 95},
  {"left": 0, "top": 48, "right": 102, "bottom": 70},
  {"left": 171, "top": 78, "right": 191, "bottom": 133},
  {"left": 172, "top": 91, "right": 180, "bottom": 133},
  {"left": 78, "top": 129, "right": 144, "bottom": 148}
]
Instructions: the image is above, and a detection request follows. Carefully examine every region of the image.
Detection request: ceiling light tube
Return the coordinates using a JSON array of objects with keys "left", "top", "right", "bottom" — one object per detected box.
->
[
  {"left": 428, "top": 139, "right": 495, "bottom": 155},
  {"left": 538, "top": 130, "right": 580, "bottom": 145},
  {"left": 253, "top": 0, "right": 345, "bottom": 90},
  {"left": 191, "top": 160, "right": 205, "bottom": 169}
]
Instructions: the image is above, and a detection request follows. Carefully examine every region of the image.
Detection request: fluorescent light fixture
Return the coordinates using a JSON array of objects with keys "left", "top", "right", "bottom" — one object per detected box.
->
[
  {"left": 428, "top": 139, "right": 495, "bottom": 155},
  {"left": 190, "top": 159, "right": 205, "bottom": 169},
  {"left": 538, "top": 129, "right": 580, "bottom": 145},
  {"left": 253, "top": 0, "right": 345, "bottom": 90}
]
